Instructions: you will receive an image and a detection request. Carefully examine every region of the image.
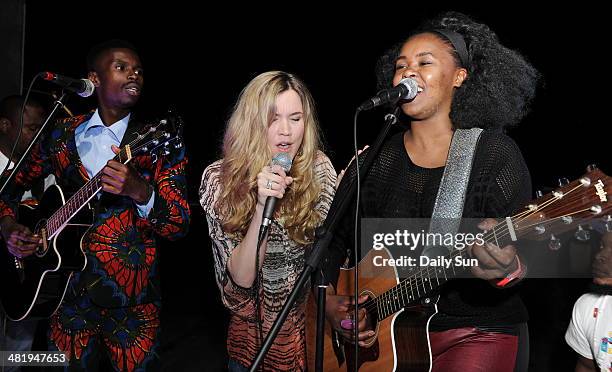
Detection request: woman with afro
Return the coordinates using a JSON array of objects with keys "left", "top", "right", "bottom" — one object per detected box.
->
[{"left": 323, "top": 11, "right": 540, "bottom": 371}]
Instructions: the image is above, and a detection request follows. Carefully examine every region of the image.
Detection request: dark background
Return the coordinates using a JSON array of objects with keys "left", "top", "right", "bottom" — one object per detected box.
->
[{"left": 4, "top": 1, "right": 610, "bottom": 370}]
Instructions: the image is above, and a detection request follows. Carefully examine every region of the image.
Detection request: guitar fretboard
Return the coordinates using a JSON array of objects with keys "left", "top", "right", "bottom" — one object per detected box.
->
[
  {"left": 45, "top": 149, "right": 130, "bottom": 239},
  {"left": 43, "top": 122, "right": 176, "bottom": 239},
  {"left": 46, "top": 173, "right": 104, "bottom": 238},
  {"left": 367, "top": 248, "right": 463, "bottom": 320},
  {"left": 366, "top": 220, "right": 525, "bottom": 321}
]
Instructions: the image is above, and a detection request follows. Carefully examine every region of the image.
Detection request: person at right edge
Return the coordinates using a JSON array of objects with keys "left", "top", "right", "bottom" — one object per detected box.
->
[
  {"left": 322, "top": 11, "right": 540, "bottom": 371},
  {"left": 565, "top": 231, "right": 612, "bottom": 371}
]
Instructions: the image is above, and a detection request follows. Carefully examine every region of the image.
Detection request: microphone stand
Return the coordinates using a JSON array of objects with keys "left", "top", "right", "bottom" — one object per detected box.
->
[
  {"left": 0, "top": 92, "right": 68, "bottom": 196},
  {"left": 248, "top": 109, "right": 399, "bottom": 371}
]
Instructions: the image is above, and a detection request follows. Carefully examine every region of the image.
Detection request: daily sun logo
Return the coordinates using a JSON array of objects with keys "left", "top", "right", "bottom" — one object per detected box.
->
[{"left": 595, "top": 179, "right": 608, "bottom": 202}]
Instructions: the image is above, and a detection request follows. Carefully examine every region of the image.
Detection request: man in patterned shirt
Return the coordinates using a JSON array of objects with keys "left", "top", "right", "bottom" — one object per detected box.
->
[{"left": 0, "top": 39, "right": 190, "bottom": 371}]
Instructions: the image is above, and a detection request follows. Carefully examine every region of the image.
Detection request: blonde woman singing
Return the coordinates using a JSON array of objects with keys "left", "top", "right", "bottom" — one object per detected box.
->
[{"left": 199, "top": 71, "right": 336, "bottom": 371}]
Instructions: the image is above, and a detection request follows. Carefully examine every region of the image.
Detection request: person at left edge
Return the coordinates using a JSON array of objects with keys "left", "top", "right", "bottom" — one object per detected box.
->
[
  {"left": 0, "top": 39, "right": 190, "bottom": 371},
  {"left": 0, "top": 94, "right": 55, "bottom": 372}
]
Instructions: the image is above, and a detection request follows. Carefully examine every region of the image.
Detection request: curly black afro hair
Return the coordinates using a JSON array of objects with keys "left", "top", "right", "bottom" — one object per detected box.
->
[{"left": 376, "top": 11, "right": 541, "bottom": 130}]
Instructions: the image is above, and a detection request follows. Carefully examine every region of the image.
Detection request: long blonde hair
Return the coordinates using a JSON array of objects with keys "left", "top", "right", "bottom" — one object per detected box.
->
[{"left": 216, "top": 71, "right": 324, "bottom": 244}]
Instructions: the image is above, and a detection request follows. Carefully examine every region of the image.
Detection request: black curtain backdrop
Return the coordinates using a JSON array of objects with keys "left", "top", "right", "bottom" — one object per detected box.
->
[
  {"left": 0, "top": 0, "right": 24, "bottom": 98},
  {"left": 15, "top": 2, "right": 610, "bottom": 371}
]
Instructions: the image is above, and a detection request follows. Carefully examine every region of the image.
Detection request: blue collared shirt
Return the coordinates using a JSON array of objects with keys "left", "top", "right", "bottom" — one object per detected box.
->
[{"left": 75, "top": 109, "right": 155, "bottom": 217}]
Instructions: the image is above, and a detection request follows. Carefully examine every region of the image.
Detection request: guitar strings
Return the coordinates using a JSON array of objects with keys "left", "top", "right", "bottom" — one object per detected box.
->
[
  {"left": 361, "top": 181, "right": 598, "bottom": 319},
  {"left": 45, "top": 124, "right": 169, "bottom": 237},
  {"left": 371, "top": 186, "right": 591, "bottom": 317}
]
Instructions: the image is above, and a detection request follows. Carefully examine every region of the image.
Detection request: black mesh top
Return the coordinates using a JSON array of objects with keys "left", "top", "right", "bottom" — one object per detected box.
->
[{"left": 322, "top": 129, "right": 533, "bottom": 330}]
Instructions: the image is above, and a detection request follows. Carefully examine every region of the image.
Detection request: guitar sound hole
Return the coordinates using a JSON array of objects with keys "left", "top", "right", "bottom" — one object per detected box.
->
[
  {"left": 35, "top": 243, "right": 48, "bottom": 257},
  {"left": 361, "top": 290, "right": 379, "bottom": 348},
  {"left": 34, "top": 224, "right": 49, "bottom": 258},
  {"left": 363, "top": 308, "right": 379, "bottom": 347}
]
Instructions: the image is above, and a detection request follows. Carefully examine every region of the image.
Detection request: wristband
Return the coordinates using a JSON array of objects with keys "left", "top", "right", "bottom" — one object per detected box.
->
[{"left": 496, "top": 255, "right": 523, "bottom": 287}]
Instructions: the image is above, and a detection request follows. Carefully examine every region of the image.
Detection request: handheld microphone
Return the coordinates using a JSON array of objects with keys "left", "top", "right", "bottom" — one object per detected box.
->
[
  {"left": 358, "top": 78, "right": 419, "bottom": 111},
  {"left": 39, "top": 72, "right": 95, "bottom": 98},
  {"left": 261, "top": 152, "right": 293, "bottom": 230}
]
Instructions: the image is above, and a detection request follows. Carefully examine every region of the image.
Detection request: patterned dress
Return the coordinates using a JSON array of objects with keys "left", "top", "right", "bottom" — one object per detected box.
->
[
  {"left": 199, "top": 152, "right": 336, "bottom": 371},
  {"left": 0, "top": 112, "right": 190, "bottom": 371}
]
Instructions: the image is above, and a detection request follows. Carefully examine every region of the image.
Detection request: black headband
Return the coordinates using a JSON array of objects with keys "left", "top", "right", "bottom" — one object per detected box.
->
[{"left": 431, "top": 29, "right": 470, "bottom": 68}]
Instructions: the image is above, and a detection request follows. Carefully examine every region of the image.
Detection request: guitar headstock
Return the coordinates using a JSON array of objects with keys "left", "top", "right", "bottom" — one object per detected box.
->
[
  {"left": 514, "top": 166, "right": 611, "bottom": 243},
  {"left": 116, "top": 110, "right": 184, "bottom": 164}
]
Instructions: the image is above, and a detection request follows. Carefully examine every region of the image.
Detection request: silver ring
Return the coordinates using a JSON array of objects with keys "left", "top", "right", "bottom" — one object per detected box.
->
[{"left": 266, "top": 179, "right": 273, "bottom": 189}]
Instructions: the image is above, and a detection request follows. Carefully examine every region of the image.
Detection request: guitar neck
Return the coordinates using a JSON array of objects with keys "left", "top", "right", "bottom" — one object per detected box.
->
[
  {"left": 370, "top": 222, "right": 519, "bottom": 321},
  {"left": 368, "top": 248, "right": 464, "bottom": 321},
  {"left": 45, "top": 147, "right": 132, "bottom": 239},
  {"left": 364, "top": 169, "right": 611, "bottom": 322},
  {"left": 45, "top": 174, "right": 103, "bottom": 239}
]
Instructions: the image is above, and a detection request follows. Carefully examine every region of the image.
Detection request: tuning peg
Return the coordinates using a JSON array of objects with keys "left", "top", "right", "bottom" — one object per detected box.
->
[
  {"left": 535, "top": 190, "right": 544, "bottom": 198},
  {"left": 558, "top": 177, "right": 570, "bottom": 187},
  {"left": 162, "top": 148, "right": 171, "bottom": 156},
  {"left": 152, "top": 139, "right": 159, "bottom": 146},
  {"left": 535, "top": 225, "right": 546, "bottom": 235},
  {"left": 141, "top": 146, "right": 148, "bottom": 152},
  {"left": 548, "top": 234, "right": 562, "bottom": 251},
  {"left": 174, "top": 142, "right": 183, "bottom": 149},
  {"left": 604, "top": 215, "right": 612, "bottom": 232},
  {"left": 574, "top": 225, "right": 591, "bottom": 241},
  {"left": 164, "top": 132, "right": 171, "bottom": 139},
  {"left": 587, "top": 164, "right": 598, "bottom": 172},
  {"left": 562, "top": 216, "right": 573, "bottom": 224}
]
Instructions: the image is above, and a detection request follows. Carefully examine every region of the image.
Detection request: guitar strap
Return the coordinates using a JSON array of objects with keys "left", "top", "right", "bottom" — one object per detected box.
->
[{"left": 424, "top": 128, "right": 483, "bottom": 256}]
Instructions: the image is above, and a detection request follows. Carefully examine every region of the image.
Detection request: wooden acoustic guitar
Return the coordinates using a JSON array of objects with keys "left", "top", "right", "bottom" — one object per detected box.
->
[{"left": 307, "top": 167, "right": 611, "bottom": 371}]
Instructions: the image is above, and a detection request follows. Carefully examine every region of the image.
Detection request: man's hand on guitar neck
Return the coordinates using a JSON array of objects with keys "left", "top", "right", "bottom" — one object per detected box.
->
[
  {"left": 468, "top": 218, "right": 525, "bottom": 286},
  {"left": 325, "top": 288, "right": 376, "bottom": 347},
  {"left": 0, "top": 216, "right": 41, "bottom": 258}
]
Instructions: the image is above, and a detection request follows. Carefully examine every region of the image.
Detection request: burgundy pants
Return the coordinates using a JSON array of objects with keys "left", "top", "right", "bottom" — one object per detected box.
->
[{"left": 429, "top": 324, "right": 528, "bottom": 372}]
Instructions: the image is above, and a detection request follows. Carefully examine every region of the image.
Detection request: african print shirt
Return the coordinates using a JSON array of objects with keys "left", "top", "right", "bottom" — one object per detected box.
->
[{"left": 0, "top": 112, "right": 190, "bottom": 308}]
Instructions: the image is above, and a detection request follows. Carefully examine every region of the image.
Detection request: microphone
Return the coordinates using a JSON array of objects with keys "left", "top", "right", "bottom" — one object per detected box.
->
[
  {"left": 261, "top": 152, "right": 293, "bottom": 231},
  {"left": 39, "top": 72, "right": 95, "bottom": 98},
  {"left": 358, "top": 78, "right": 419, "bottom": 111}
]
